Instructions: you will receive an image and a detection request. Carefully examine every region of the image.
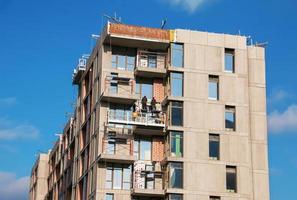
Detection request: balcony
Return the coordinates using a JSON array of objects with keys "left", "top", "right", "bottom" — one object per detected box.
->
[
  {"left": 98, "top": 137, "right": 135, "bottom": 164},
  {"left": 135, "top": 50, "right": 167, "bottom": 78},
  {"left": 132, "top": 161, "right": 165, "bottom": 197},
  {"left": 107, "top": 110, "right": 166, "bottom": 129},
  {"left": 100, "top": 76, "right": 138, "bottom": 104},
  {"left": 72, "top": 55, "right": 89, "bottom": 85},
  {"left": 104, "top": 125, "right": 134, "bottom": 139}
]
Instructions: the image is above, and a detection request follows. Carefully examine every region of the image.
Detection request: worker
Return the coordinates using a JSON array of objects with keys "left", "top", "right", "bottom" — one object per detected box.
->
[
  {"left": 151, "top": 97, "right": 157, "bottom": 112},
  {"left": 141, "top": 96, "right": 147, "bottom": 112}
]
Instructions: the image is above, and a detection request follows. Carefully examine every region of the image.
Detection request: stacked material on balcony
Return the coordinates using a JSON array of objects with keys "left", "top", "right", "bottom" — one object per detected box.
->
[{"left": 133, "top": 161, "right": 146, "bottom": 189}]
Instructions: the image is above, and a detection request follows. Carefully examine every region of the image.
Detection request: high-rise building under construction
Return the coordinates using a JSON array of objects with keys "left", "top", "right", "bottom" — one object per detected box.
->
[{"left": 29, "top": 22, "right": 270, "bottom": 200}]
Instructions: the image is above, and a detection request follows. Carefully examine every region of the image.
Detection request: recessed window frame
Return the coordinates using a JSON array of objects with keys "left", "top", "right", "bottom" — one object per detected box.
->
[
  {"left": 226, "top": 165, "right": 237, "bottom": 193},
  {"left": 170, "top": 101, "right": 183, "bottom": 126},
  {"left": 208, "top": 75, "right": 219, "bottom": 100},
  {"left": 224, "top": 48, "right": 235, "bottom": 73},
  {"left": 105, "top": 164, "right": 132, "bottom": 190},
  {"left": 170, "top": 72, "right": 183, "bottom": 97},
  {"left": 225, "top": 105, "right": 236, "bottom": 131},
  {"left": 168, "top": 162, "right": 183, "bottom": 189},
  {"left": 171, "top": 43, "right": 184, "bottom": 68},
  {"left": 133, "top": 138, "right": 152, "bottom": 161},
  {"left": 111, "top": 46, "right": 136, "bottom": 71},
  {"left": 169, "top": 131, "right": 183, "bottom": 157},
  {"left": 209, "top": 133, "right": 220, "bottom": 160}
]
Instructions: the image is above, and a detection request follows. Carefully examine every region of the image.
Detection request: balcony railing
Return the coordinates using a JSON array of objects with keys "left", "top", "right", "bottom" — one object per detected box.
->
[
  {"left": 98, "top": 138, "right": 135, "bottom": 163},
  {"left": 137, "top": 50, "right": 167, "bottom": 69},
  {"left": 135, "top": 50, "right": 167, "bottom": 78},
  {"left": 100, "top": 76, "right": 138, "bottom": 104},
  {"left": 107, "top": 110, "right": 166, "bottom": 128},
  {"left": 132, "top": 161, "right": 164, "bottom": 196}
]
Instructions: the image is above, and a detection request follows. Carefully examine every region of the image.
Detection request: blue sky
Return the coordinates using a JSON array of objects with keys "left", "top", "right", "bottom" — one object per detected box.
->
[{"left": 0, "top": 0, "right": 296, "bottom": 199}]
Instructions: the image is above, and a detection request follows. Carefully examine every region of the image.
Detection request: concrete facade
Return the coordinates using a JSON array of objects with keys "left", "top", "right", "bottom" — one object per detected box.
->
[
  {"left": 29, "top": 153, "right": 50, "bottom": 200},
  {"left": 30, "top": 23, "right": 270, "bottom": 200}
]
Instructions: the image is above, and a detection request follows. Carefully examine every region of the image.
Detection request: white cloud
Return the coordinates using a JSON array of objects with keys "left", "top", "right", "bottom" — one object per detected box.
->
[
  {"left": 268, "top": 104, "right": 297, "bottom": 133},
  {"left": 164, "top": 0, "right": 209, "bottom": 13},
  {"left": 0, "top": 172, "right": 29, "bottom": 200},
  {"left": 0, "top": 97, "right": 17, "bottom": 107},
  {"left": 0, "top": 124, "right": 39, "bottom": 140}
]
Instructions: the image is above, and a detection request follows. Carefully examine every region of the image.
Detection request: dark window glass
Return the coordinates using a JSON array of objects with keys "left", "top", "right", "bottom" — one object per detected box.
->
[
  {"left": 209, "top": 134, "right": 220, "bottom": 160},
  {"left": 210, "top": 196, "right": 220, "bottom": 200},
  {"left": 225, "top": 106, "right": 235, "bottom": 131},
  {"left": 226, "top": 166, "right": 237, "bottom": 192},
  {"left": 169, "top": 163, "right": 183, "bottom": 188},
  {"left": 225, "top": 49, "right": 235, "bottom": 73},
  {"left": 171, "top": 102, "right": 183, "bottom": 126},
  {"left": 171, "top": 43, "right": 184, "bottom": 68}
]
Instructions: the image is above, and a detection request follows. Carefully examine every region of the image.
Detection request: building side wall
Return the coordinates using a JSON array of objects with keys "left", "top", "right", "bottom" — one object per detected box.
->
[{"left": 248, "top": 46, "right": 270, "bottom": 200}]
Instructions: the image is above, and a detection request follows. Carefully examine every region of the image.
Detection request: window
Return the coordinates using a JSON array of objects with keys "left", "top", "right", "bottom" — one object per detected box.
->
[
  {"left": 210, "top": 196, "right": 220, "bottom": 200},
  {"left": 169, "top": 194, "right": 183, "bottom": 200},
  {"left": 170, "top": 132, "right": 183, "bottom": 157},
  {"left": 106, "top": 137, "right": 115, "bottom": 155},
  {"left": 136, "top": 79, "right": 153, "bottom": 99},
  {"left": 225, "top": 106, "right": 235, "bottom": 131},
  {"left": 171, "top": 102, "right": 183, "bottom": 126},
  {"left": 226, "top": 166, "right": 237, "bottom": 192},
  {"left": 105, "top": 194, "right": 114, "bottom": 200},
  {"left": 148, "top": 55, "right": 157, "bottom": 68},
  {"left": 112, "top": 46, "right": 136, "bottom": 71},
  {"left": 225, "top": 49, "right": 235, "bottom": 73},
  {"left": 169, "top": 162, "right": 183, "bottom": 188},
  {"left": 109, "top": 73, "right": 118, "bottom": 94},
  {"left": 208, "top": 75, "right": 219, "bottom": 100},
  {"left": 105, "top": 164, "right": 131, "bottom": 190},
  {"left": 171, "top": 43, "right": 183, "bottom": 68},
  {"left": 209, "top": 134, "right": 220, "bottom": 160},
  {"left": 171, "top": 73, "right": 183, "bottom": 97},
  {"left": 134, "top": 138, "right": 152, "bottom": 160},
  {"left": 109, "top": 104, "right": 132, "bottom": 121}
]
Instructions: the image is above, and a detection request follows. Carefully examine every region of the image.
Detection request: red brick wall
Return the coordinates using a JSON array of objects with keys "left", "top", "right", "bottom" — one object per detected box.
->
[
  {"left": 153, "top": 79, "right": 164, "bottom": 102},
  {"left": 152, "top": 137, "right": 164, "bottom": 162},
  {"left": 109, "top": 23, "right": 170, "bottom": 41}
]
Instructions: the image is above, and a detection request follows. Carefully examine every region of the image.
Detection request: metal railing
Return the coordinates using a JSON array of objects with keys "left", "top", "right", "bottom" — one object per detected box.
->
[
  {"left": 73, "top": 55, "right": 89, "bottom": 74},
  {"left": 102, "top": 76, "right": 135, "bottom": 97},
  {"left": 101, "top": 139, "right": 133, "bottom": 156},
  {"left": 107, "top": 110, "right": 166, "bottom": 128},
  {"left": 133, "top": 170, "right": 164, "bottom": 190},
  {"left": 137, "top": 50, "right": 167, "bottom": 69}
]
